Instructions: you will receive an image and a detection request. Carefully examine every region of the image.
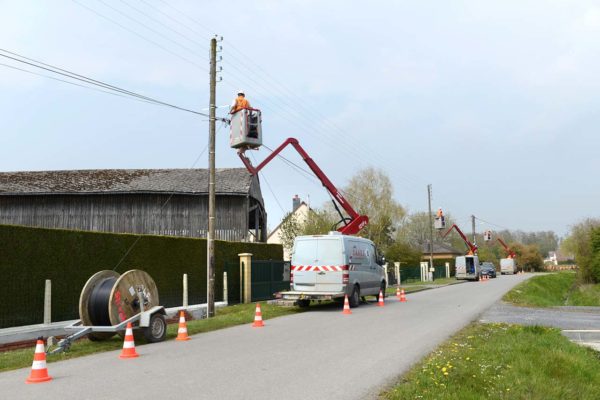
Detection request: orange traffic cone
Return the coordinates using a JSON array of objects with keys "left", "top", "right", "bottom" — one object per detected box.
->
[
  {"left": 252, "top": 303, "right": 264, "bottom": 328},
  {"left": 119, "top": 322, "right": 139, "bottom": 359},
  {"left": 395, "top": 287, "right": 401, "bottom": 300},
  {"left": 26, "top": 337, "right": 52, "bottom": 384},
  {"left": 176, "top": 311, "right": 190, "bottom": 341},
  {"left": 400, "top": 289, "right": 407, "bottom": 303},
  {"left": 377, "top": 290, "right": 385, "bottom": 307},
  {"left": 342, "top": 294, "right": 352, "bottom": 315}
]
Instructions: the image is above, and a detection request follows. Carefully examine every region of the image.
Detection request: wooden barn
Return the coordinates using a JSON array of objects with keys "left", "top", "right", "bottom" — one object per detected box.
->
[{"left": 0, "top": 168, "right": 267, "bottom": 242}]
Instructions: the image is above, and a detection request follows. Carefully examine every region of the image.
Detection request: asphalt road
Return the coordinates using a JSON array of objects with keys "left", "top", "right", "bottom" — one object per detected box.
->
[
  {"left": 0, "top": 274, "right": 531, "bottom": 400},
  {"left": 480, "top": 303, "right": 600, "bottom": 330}
]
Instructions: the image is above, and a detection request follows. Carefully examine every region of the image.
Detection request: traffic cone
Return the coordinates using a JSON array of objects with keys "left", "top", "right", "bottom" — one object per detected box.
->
[
  {"left": 400, "top": 289, "right": 407, "bottom": 303},
  {"left": 377, "top": 290, "right": 385, "bottom": 307},
  {"left": 25, "top": 338, "right": 52, "bottom": 384},
  {"left": 119, "top": 322, "right": 139, "bottom": 359},
  {"left": 176, "top": 311, "right": 190, "bottom": 341},
  {"left": 252, "top": 303, "right": 264, "bottom": 328},
  {"left": 342, "top": 294, "right": 352, "bottom": 315},
  {"left": 395, "top": 287, "right": 401, "bottom": 300}
]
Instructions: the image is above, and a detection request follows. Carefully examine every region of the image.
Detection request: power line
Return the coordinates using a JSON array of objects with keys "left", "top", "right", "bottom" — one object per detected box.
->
[
  {"left": 72, "top": 0, "right": 209, "bottom": 73},
  {"left": 0, "top": 49, "right": 221, "bottom": 118},
  {"left": 0, "top": 62, "right": 157, "bottom": 106}
]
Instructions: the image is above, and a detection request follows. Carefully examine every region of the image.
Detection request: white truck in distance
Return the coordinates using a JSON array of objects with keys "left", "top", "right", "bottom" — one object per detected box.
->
[
  {"left": 281, "top": 232, "right": 386, "bottom": 308},
  {"left": 500, "top": 258, "right": 517, "bottom": 274}
]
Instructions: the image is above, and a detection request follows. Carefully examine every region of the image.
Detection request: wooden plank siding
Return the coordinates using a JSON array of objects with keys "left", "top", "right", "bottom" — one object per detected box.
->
[{"left": 0, "top": 193, "right": 261, "bottom": 242}]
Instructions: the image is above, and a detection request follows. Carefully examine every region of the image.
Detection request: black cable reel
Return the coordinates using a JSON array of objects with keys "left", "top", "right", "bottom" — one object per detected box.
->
[{"left": 79, "top": 270, "right": 160, "bottom": 341}]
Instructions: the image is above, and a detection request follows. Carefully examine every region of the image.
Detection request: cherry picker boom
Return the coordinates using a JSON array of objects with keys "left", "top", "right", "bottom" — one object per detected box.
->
[
  {"left": 443, "top": 224, "right": 478, "bottom": 255},
  {"left": 236, "top": 137, "right": 369, "bottom": 235}
]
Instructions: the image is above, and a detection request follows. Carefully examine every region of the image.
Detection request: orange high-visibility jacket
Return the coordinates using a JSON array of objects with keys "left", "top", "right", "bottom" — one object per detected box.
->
[{"left": 232, "top": 96, "right": 250, "bottom": 113}]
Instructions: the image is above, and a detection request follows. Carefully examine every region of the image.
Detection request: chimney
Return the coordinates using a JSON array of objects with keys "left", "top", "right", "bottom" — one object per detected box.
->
[{"left": 292, "top": 194, "right": 301, "bottom": 211}]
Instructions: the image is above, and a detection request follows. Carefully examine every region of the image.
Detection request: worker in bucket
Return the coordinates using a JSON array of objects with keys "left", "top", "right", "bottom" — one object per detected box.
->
[
  {"left": 436, "top": 208, "right": 445, "bottom": 225},
  {"left": 230, "top": 90, "right": 251, "bottom": 113}
]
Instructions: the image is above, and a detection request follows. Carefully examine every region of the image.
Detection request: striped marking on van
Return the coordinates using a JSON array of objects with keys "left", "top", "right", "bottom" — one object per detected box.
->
[{"left": 291, "top": 265, "right": 349, "bottom": 272}]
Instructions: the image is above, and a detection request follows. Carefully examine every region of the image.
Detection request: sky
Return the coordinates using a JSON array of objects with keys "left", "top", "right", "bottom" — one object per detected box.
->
[{"left": 0, "top": 0, "right": 599, "bottom": 237}]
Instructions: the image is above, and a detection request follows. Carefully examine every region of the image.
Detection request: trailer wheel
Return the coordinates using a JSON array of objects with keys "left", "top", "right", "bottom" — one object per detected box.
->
[
  {"left": 349, "top": 285, "right": 360, "bottom": 308},
  {"left": 297, "top": 299, "right": 310, "bottom": 308},
  {"left": 144, "top": 314, "right": 167, "bottom": 343}
]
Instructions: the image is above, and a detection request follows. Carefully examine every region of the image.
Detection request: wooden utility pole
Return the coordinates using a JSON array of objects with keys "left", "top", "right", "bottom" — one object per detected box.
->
[
  {"left": 207, "top": 37, "right": 217, "bottom": 317},
  {"left": 471, "top": 215, "right": 476, "bottom": 248},
  {"left": 427, "top": 184, "right": 434, "bottom": 281}
]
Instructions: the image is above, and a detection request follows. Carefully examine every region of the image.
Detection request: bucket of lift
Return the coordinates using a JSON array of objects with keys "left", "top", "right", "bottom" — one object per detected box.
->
[
  {"left": 434, "top": 217, "right": 446, "bottom": 230},
  {"left": 229, "top": 108, "right": 262, "bottom": 150}
]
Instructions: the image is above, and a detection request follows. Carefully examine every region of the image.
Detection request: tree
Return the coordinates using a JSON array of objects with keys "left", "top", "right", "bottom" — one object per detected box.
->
[
  {"left": 561, "top": 218, "right": 600, "bottom": 283},
  {"left": 343, "top": 167, "right": 405, "bottom": 251},
  {"left": 512, "top": 243, "right": 544, "bottom": 272},
  {"left": 384, "top": 241, "right": 422, "bottom": 266}
]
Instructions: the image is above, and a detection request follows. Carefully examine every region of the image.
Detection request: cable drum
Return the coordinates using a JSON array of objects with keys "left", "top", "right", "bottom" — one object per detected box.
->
[
  {"left": 78, "top": 269, "right": 160, "bottom": 341},
  {"left": 87, "top": 276, "right": 117, "bottom": 326}
]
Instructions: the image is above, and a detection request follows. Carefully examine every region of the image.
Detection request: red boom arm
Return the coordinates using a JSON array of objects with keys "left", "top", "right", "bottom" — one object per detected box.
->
[
  {"left": 443, "top": 224, "right": 478, "bottom": 255},
  {"left": 497, "top": 238, "right": 516, "bottom": 259},
  {"left": 238, "top": 138, "right": 369, "bottom": 235}
]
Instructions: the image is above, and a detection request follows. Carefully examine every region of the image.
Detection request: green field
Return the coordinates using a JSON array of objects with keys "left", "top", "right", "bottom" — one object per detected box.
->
[
  {"left": 383, "top": 323, "right": 600, "bottom": 400},
  {"left": 503, "top": 272, "right": 600, "bottom": 307}
]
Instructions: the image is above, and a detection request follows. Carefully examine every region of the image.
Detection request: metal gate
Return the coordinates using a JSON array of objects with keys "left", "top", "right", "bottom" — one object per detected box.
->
[{"left": 251, "top": 260, "right": 290, "bottom": 302}]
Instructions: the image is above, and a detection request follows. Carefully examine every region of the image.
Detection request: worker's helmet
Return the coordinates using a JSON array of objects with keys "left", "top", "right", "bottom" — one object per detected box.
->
[{"left": 237, "top": 90, "right": 245, "bottom": 96}]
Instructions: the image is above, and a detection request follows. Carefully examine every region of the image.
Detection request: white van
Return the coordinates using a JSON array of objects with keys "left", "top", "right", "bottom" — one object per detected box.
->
[
  {"left": 500, "top": 258, "right": 517, "bottom": 274},
  {"left": 280, "top": 232, "right": 386, "bottom": 308},
  {"left": 455, "top": 255, "right": 480, "bottom": 281}
]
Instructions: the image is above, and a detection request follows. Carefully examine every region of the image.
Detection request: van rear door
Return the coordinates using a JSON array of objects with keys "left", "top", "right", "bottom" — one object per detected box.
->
[{"left": 292, "top": 237, "right": 344, "bottom": 293}]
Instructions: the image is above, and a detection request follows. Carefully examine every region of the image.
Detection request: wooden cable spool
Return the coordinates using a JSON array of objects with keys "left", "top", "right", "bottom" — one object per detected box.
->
[{"left": 79, "top": 269, "right": 160, "bottom": 340}]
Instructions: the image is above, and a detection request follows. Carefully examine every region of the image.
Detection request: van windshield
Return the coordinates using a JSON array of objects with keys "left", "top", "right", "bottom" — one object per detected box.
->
[{"left": 293, "top": 238, "right": 344, "bottom": 266}]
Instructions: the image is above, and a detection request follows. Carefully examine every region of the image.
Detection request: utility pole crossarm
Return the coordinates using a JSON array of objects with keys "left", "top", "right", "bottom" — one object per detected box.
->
[{"left": 238, "top": 137, "right": 368, "bottom": 235}]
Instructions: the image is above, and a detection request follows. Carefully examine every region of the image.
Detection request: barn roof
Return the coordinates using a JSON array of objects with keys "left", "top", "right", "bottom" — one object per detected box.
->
[{"left": 0, "top": 168, "right": 258, "bottom": 197}]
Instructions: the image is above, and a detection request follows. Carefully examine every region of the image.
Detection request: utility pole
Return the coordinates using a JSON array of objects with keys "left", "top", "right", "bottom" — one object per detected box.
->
[
  {"left": 427, "top": 184, "right": 434, "bottom": 281},
  {"left": 471, "top": 214, "right": 476, "bottom": 247},
  {"left": 207, "top": 37, "right": 217, "bottom": 317}
]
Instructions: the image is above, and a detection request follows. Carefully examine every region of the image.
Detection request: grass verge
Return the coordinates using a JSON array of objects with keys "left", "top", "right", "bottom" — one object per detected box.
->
[
  {"left": 0, "top": 302, "right": 305, "bottom": 373},
  {"left": 382, "top": 323, "right": 600, "bottom": 400},
  {"left": 503, "top": 272, "right": 600, "bottom": 307}
]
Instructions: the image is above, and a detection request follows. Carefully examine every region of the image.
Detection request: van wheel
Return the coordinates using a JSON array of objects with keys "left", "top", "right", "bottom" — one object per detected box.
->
[
  {"left": 297, "top": 300, "right": 310, "bottom": 308},
  {"left": 349, "top": 285, "right": 360, "bottom": 308}
]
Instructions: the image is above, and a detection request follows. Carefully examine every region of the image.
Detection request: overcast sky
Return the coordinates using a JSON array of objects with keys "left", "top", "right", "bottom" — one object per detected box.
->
[{"left": 1, "top": 0, "right": 599, "bottom": 236}]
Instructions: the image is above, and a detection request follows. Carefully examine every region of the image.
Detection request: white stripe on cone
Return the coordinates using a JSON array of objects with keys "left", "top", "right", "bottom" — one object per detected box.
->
[
  {"left": 178, "top": 327, "right": 187, "bottom": 333},
  {"left": 123, "top": 341, "right": 135, "bottom": 349},
  {"left": 125, "top": 327, "right": 133, "bottom": 336},
  {"left": 31, "top": 360, "right": 47, "bottom": 370},
  {"left": 35, "top": 343, "right": 45, "bottom": 353}
]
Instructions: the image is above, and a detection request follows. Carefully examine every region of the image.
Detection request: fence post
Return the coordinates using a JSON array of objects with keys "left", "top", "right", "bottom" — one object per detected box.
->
[
  {"left": 223, "top": 271, "right": 228, "bottom": 304},
  {"left": 182, "top": 273, "right": 188, "bottom": 308},
  {"left": 43, "top": 279, "right": 51, "bottom": 325},
  {"left": 445, "top": 262, "right": 450, "bottom": 278},
  {"left": 238, "top": 253, "right": 253, "bottom": 304},
  {"left": 394, "top": 262, "right": 400, "bottom": 287}
]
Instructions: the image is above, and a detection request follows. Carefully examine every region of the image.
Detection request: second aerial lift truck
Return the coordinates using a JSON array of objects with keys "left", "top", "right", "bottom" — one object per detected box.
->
[
  {"left": 230, "top": 111, "right": 386, "bottom": 307},
  {"left": 443, "top": 224, "right": 480, "bottom": 281},
  {"left": 497, "top": 237, "right": 518, "bottom": 274}
]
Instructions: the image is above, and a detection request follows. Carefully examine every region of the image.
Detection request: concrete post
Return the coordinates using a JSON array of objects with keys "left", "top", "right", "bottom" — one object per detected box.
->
[
  {"left": 223, "top": 271, "right": 228, "bottom": 304},
  {"left": 182, "top": 273, "right": 188, "bottom": 308},
  {"left": 43, "top": 279, "right": 51, "bottom": 325},
  {"left": 394, "top": 262, "right": 400, "bottom": 287},
  {"left": 239, "top": 253, "right": 253, "bottom": 304},
  {"left": 445, "top": 262, "right": 450, "bottom": 279}
]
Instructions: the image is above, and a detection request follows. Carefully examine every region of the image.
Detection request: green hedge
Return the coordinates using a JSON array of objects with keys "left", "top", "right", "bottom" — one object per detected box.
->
[{"left": 0, "top": 224, "right": 282, "bottom": 328}]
